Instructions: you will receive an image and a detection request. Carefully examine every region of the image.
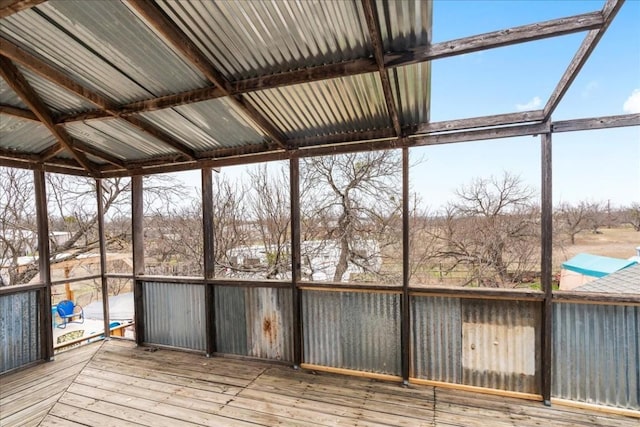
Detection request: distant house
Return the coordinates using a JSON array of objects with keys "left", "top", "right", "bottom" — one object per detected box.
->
[
  {"left": 559, "top": 253, "right": 638, "bottom": 291},
  {"left": 574, "top": 263, "right": 640, "bottom": 294}
]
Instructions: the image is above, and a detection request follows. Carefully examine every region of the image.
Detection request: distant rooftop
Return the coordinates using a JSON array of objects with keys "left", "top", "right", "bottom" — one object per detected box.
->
[
  {"left": 575, "top": 263, "right": 640, "bottom": 294},
  {"left": 561, "top": 253, "right": 638, "bottom": 278}
]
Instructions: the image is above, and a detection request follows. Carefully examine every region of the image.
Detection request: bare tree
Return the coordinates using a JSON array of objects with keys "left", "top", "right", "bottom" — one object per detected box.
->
[
  {"left": 247, "top": 165, "right": 291, "bottom": 279},
  {"left": 301, "top": 151, "right": 402, "bottom": 283},
  {"left": 555, "top": 201, "right": 590, "bottom": 245},
  {"left": 0, "top": 168, "right": 37, "bottom": 286},
  {"left": 621, "top": 203, "right": 640, "bottom": 232},
  {"left": 429, "top": 172, "right": 539, "bottom": 287}
]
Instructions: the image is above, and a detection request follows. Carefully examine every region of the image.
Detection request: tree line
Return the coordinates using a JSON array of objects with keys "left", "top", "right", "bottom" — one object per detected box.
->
[{"left": 1, "top": 159, "right": 638, "bottom": 288}]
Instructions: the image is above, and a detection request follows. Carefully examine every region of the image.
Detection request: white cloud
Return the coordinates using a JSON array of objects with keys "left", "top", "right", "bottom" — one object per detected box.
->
[
  {"left": 515, "top": 96, "right": 542, "bottom": 111},
  {"left": 623, "top": 89, "right": 640, "bottom": 114}
]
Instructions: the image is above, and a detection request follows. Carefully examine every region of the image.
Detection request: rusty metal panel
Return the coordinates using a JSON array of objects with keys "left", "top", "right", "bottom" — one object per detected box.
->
[
  {"left": 215, "top": 286, "right": 293, "bottom": 362},
  {"left": 0, "top": 117, "right": 56, "bottom": 154},
  {"left": 411, "top": 296, "right": 462, "bottom": 382},
  {"left": 461, "top": 299, "right": 541, "bottom": 394},
  {"left": 246, "top": 73, "right": 390, "bottom": 140},
  {"left": 142, "top": 281, "right": 205, "bottom": 351},
  {"left": 303, "top": 290, "right": 401, "bottom": 375},
  {"left": 0, "top": 290, "right": 41, "bottom": 374},
  {"left": 553, "top": 303, "right": 639, "bottom": 409},
  {"left": 156, "top": 0, "right": 371, "bottom": 81}
]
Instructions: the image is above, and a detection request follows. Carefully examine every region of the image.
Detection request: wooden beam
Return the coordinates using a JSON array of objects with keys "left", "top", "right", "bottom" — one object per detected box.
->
[
  {"left": 416, "top": 110, "right": 545, "bottom": 134},
  {"left": 544, "top": 0, "right": 624, "bottom": 119},
  {"left": 413, "top": 122, "right": 551, "bottom": 146},
  {"left": 0, "top": 55, "right": 97, "bottom": 174},
  {"left": 386, "top": 10, "right": 604, "bottom": 67},
  {"left": 0, "top": 0, "right": 45, "bottom": 18},
  {"left": 362, "top": 0, "right": 402, "bottom": 136},
  {"left": 96, "top": 179, "right": 111, "bottom": 340},
  {"left": 0, "top": 103, "right": 38, "bottom": 121},
  {"left": 131, "top": 175, "right": 145, "bottom": 346},
  {"left": 201, "top": 168, "right": 216, "bottom": 356},
  {"left": 0, "top": 38, "right": 197, "bottom": 160},
  {"left": 33, "top": 169, "right": 53, "bottom": 361},
  {"left": 400, "top": 147, "right": 410, "bottom": 384},
  {"left": 552, "top": 113, "right": 640, "bottom": 132},
  {"left": 127, "top": 0, "right": 288, "bottom": 149},
  {"left": 290, "top": 156, "right": 302, "bottom": 368},
  {"left": 540, "top": 132, "right": 553, "bottom": 405},
  {"left": 0, "top": 156, "right": 94, "bottom": 176}
]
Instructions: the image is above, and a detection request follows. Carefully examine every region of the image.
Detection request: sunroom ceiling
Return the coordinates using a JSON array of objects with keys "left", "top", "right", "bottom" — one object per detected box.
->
[{"left": 0, "top": 0, "right": 633, "bottom": 177}]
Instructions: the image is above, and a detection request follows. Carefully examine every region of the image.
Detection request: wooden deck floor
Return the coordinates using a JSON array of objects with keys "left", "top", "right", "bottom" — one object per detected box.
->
[{"left": 1, "top": 340, "right": 637, "bottom": 427}]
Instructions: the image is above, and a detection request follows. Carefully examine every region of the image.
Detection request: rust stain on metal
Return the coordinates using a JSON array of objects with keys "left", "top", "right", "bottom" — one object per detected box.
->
[{"left": 262, "top": 315, "right": 277, "bottom": 346}]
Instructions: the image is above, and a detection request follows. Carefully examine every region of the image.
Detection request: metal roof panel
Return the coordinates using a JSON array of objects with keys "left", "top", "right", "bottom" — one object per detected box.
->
[{"left": 0, "top": 116, "right": 56, "bottom": 153}]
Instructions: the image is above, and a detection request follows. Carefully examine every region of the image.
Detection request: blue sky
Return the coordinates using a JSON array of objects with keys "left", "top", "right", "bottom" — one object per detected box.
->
[{"left": 176, "top": 0, "right": 639, "bottom": 210}]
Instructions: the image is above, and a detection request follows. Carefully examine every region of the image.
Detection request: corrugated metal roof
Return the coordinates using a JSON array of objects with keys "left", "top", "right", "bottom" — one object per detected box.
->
[
  {"left": 140, "top": 98, "right": 269, "bottom": 153},
  {"left": 18, "top": 66, "right": 95, "bottom": 115},
  {"left": 246, "top": 73, "right": 390, "bottom": 140},
  {"left": 55, "top": 150, "right": 109, "bottom": 165},
  {"left": 0, "top": 78, "right": 27, "bottom": 109},
  {"left": 575, "top": 263, "right": 640, "bottom": 294},
  {"left": 0, "top": 116, "right": 56, "bottom": 153},
  {"left": 65, "top": 119, "right": 180, "bottom": 161},
  {"left": 377, "top": 0, "right": 432, "bottom": 51},
  {"left": 392, "top": 62, "right": 431, "bottom": 127},
  {"left": 156, "top": 0, "right": 371, "bottom": 81}
]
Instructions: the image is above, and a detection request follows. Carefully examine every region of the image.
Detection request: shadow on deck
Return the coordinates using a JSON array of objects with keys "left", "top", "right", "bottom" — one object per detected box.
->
[{"left": 1, "top": 340, "right": 637, "bottom": 427}]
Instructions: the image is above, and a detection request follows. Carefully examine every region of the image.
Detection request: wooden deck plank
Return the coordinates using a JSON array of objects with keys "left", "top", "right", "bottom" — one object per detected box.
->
[{"left": 1, "top": 340, "right": 637, "bottom": 427}]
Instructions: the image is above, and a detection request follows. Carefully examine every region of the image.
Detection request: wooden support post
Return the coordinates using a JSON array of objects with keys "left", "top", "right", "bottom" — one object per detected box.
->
[
  {"left": 131, "top": 175, "right": 145, "bottom": 345},
  {"left": 541, "top": 133, "right": 553, "bottom": 405},
  {"left": 401, "top": 148, "right": 410, "bottom": 384},
  {"left": 96, "top": 179, "right": 110, "bottom": 340},
  {"left": 202, "top": 168, "right": 216, "bottom": 356},
  {"left": 290, "top": 156, "right": 303, "bottom": 367},
  {"left": 34, "top": 170, "right": 53, "bottom": 360}
]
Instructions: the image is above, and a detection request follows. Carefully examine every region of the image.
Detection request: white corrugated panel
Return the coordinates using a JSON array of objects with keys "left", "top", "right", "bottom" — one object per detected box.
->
[{"left": 0, "top": 116, "right": 56, "bottom": 153}]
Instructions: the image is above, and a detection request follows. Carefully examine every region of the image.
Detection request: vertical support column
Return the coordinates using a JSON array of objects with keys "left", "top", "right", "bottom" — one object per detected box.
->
[
  {"left": 290, "top": 156, "right": 302, "bottom": 367},
  {"left": 96, "top": 179, "right": 110, "bottom": 340},
  {"left": 541, "top": 132, "right": 553, "bottom": 405},
  {"left": 202, "top": 168, "right": 216, "bottom": 356},
  {"left": 401, "top": 147, "right": 410, "bottom": 385},
  {"left": 34, "top": 170, "right": 53, "bottom": 361},
  {"left": 131, "top": 175, "right": 145, "bottom": 346}
]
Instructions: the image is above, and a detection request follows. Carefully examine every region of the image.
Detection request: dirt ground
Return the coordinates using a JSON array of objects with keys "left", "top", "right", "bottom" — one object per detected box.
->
[{"left": 553, "top": 226, "right": 639, "bottom": 270}]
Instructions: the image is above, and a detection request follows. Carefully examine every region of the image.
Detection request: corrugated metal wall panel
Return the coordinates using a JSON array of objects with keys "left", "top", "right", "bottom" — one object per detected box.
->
[
  {"left": 246, "top": 73, "right": 390, "bottom": 140},
  {"left": 461, "top": 299, "right": 540, "bottom": 393},
  {"left": 0, "top": 290, "right": 41, "bottom": 374},
  {"left": 553, "top": 303, "right": 639, "bottom": 409},
  {"left": 411, "top": 296, "right": 462, "bottom": 382},
  {"left": 411, "top": 296, "right": 540, "bottom": 394},
  {"left": 142, "top": 282, "right": 205, "bottom": 351},
  {"left": 156, "top": 0, "right": 370, "bottom": 80},
  {"left": 303, "top": 290, "right": 401, "bottom": 375},
  {"left": 0, "top": 117, "right": 56, "bottom": 153},
  {"left": 215, "top": 286, "right": 248, "bottom": 355},
  {"left": 215, "top": 286, "right": 293, "bottom": 362}
]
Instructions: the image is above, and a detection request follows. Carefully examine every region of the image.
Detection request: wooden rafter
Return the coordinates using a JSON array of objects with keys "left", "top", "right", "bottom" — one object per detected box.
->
[
  {"left": 0, "top": 103, "right": 38, "bottom": 121},
  {"left": 127, "top": 0, "right": 288, "bottom": 150},
  {"left": 0, "top": 55, "right": 97, "bottom": 174},
  {"left": 552, "top": 113, "right": 640, "bottom": 133},
  {"left": 0, "top": 37, "right": 197, "bottom": 161},
  {"left": 543, "top": 0, "right": 624, "bottom": 119},
  {"left": 362, "top": 0, "right": 402, "bottom": 137},
  {"left": 415, "top": 111, "right": 545, "bottom": 134},
  {"left": 56, "top": 10, "right": 604, "bottom": 125},
  {"left": 0, "top": 0, "right": 45, "bottom": 19}
]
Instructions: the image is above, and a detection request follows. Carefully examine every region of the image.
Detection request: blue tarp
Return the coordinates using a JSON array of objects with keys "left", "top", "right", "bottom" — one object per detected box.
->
[{"left": 561, "top": 253, "right": 638, "bottom": 278}]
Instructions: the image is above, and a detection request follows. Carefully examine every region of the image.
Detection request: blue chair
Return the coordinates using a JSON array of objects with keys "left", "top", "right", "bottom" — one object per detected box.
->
[{"left": 56, "top": 300, "right": 84, "bottom": 328}]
